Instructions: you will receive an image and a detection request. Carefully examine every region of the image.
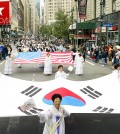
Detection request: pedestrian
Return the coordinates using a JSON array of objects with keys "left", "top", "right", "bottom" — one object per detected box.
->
[
  {"left": 38, "top": 93, "right": 70, "bottom": 134},
  {"left": 101, "top": 50, "right": 106, "bottom": 66},
  {"left": 4, "top": 54, "right": 12, "bottom": 75},
  {"left": 44, "top": 53, "right": 52, "bottom": 75},
  {"left": 55, "top": 65, "right": 69, "bottom": 79},
  {"left": 74, "top": 53, "right": 84, "bottom": 75}
]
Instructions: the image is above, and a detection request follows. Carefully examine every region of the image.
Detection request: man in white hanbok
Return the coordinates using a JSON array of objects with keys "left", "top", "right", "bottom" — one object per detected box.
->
[
  {"left": 4, "top": 54, "right": 12, "bottom": 75},
  {"left": 55, "top": 65, "right": 69, "bottom": 79},
  {"left": 74, "top": 53, "right": 84, "bottom": 75},
  {"left": 44, "top": 53, "right": 52, "bottom": 75},
  {"left": 38, "top": 94, "right": 70, "bottom": 134}
]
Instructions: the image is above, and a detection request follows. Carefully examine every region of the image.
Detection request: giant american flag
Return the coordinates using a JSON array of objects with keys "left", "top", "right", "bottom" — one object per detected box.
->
[
  {"left": 14, "top": 52, "right": 42, "bottom": 64},
  {"left": 14, "top": 52, "right": 74, "bottom": 64}
]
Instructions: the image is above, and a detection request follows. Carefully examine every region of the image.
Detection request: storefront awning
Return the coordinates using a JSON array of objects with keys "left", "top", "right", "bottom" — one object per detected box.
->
[
  {"left": 77, "top": 22, "right": 96, "bottom": 30},
  {"left": 69, "top": 22, "right": 96, "bottom": 30}
]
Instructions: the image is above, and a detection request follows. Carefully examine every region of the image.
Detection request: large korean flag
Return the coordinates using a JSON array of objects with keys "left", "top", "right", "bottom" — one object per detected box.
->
[{"left": 0, "top": 73, "right": 120, "bottom": 117}]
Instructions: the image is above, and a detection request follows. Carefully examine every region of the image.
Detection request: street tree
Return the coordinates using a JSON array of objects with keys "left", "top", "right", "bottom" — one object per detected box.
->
[
  {"left": 40, "top": 24, "right": 52, "bottom": 37},
  {"left": 52, "top": 9, "right": 72, "bottom": 40}
]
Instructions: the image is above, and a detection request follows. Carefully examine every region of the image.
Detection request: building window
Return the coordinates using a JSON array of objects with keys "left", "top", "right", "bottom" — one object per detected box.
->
[
  {"left": 102, "top": 0, "right": 106, "bottom": 15},
  {"left": 112, "top": 0, "right": 116, "bottom": 12}
]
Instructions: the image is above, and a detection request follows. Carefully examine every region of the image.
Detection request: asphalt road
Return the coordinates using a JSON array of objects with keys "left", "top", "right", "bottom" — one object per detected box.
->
[
  {"left": 0, "top": 43, "right": 113, "bottom": 82},
  {"left": 0, "top": 58, "right": 113, "bottom": 82},
  {"left": 1, "top": 114, "right": 120, "bottom": 134}
]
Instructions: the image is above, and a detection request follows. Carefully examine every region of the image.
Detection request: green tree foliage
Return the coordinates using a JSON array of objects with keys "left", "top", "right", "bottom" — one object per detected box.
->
[
  {"left": 52, "top": 9, "right": 72, "bottom": 39},
  {"left": 40, "top": 24, "right": 52, "bottom": 37}
]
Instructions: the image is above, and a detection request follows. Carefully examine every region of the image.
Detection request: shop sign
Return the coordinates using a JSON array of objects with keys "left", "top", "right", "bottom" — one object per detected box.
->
[
  {"left": 102, "top": 23, "right": 113, "bottom": 27},
  {"left": 0, "top": 1, "right": 10, "bottom": 25}
]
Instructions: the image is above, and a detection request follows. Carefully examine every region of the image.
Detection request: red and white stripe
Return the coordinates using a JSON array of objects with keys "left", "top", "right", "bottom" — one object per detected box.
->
[{"left": 14, "top": 52, "right": 74, "bottom": 64}]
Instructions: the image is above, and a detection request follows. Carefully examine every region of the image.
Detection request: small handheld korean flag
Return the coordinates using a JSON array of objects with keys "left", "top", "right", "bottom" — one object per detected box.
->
[
  {"left": 18, "top": 98, "right": 36, "bottom": 112},
  {"left": 68, "top": 66, "right": 74, "bottom": 72}
]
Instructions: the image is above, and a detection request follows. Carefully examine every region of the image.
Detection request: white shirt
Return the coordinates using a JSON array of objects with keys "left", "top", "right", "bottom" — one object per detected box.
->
[{"left": 55, "top": 71, "right": 69, "bottom": 79}]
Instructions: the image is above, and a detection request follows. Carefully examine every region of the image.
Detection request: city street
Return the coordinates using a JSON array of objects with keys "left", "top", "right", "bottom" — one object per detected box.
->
[
  {"left": 0, "top": 43, "right": 113, "bottom": 82},
  {"left": 0, "top": 44, "right": 115, "bottom": 134},
  {"left": 0, "top": 55, "right": 113, "bottom": 82},
  {"left": 0, "top": 0, "right": 120, "bottom": 133}
]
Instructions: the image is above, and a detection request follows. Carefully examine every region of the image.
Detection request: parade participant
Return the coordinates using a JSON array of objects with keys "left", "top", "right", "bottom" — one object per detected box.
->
[
  {"left": 38, "top": 94, "right": 70, "bottom": 134},
  {"left": 4, "top": 54, "right": 12, "bottom": 75},
  {"left": 74, "top": 50, "right": 79, "bottom": 67},
  {"left": 112, "top": 64, "right": 120, "bottom": 83},
  {"left": 74, "top": 53, "right": 84, "bottom": 75},
  {"left": 55, "top": 65, "right": 69, "bottom": 79},
  {"left": 44, "top": 53, "right": 52, "bottom": 75}
]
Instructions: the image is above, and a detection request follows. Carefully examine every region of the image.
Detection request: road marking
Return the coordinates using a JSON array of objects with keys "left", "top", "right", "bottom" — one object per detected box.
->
[
  {"left": 0, "top": 60, "right": 5, "bottom": 66},
  {"left": 85, "top": 60, "right": 95, "bottom": 65}
]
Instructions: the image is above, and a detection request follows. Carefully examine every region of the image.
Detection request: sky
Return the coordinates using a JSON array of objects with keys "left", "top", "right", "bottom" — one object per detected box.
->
[{"left": 40, "top": 0, "right": 44, "bottom": 7}]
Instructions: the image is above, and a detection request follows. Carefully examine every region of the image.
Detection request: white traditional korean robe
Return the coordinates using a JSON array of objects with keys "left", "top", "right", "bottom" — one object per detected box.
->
[
  {"left": 38, "top": 106, "right": 70, "bottom": 134},
  {"left": 44, "top": 56, "right": 52, "bottom": 75},
  {"left": 74, "top": 52, "right": 79, "bottom": 68},
  {"left": 75, "top": 56, "right": 84, "bottom": 75},
  {"left": 112, "top": 70, "right": 120, "bottom": 83},
  {"left": 4, "top": 56, "right": 12, "bottom": 74},
  {"left": 55, "top": 71, "right": 69, "bottom": 79}
]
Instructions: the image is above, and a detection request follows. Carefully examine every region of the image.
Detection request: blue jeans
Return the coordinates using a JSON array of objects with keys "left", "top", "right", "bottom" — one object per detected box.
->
[{"left": 102, "top": 58, "right": 105, "bottom": 65}]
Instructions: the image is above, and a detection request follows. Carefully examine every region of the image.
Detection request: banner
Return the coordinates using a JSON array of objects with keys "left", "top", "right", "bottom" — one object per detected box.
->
[
  {"left": 78, "top": 0, "right": 87, "bottom": 19},
  {"left": 14, "top": 52, "right": 74, "bottom": 64},
  {"left": 0, "top": 73, "right": 120, "bottom": 117},
  {"left": 0, "top": 1, "right": 10, "bottom": 25}
]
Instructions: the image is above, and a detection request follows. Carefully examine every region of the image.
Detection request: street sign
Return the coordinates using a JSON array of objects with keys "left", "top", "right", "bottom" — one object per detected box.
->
[{"left": 102, "top": 23, "right": 113, "bottom": 27}]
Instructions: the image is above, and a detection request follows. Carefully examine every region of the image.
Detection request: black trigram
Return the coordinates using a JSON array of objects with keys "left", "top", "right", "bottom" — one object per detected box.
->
[
  {"left": 18, "top": 107, "right": 43, "bottom": 115},
  {"left": 21, "top": 85, "right": 42, "bottom": 97},
  {"left": 80, "top": 86, "right": 102, "bottom": 99},
  {"left": 93, "top": 106, "right": 114, "bottom": 113}
]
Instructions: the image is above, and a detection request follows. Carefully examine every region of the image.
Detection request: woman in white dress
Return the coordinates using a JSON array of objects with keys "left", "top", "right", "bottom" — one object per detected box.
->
[
  {"left": 4, "top": 54, "right": 12, "bottom": 75},
  {"left": 38, "top": 94, "right": 70, "bottom": 134},
  {"left": 75, "top": 53, "right": 84, "bottom": 75},
  {"left": 44, "top": 53, "right": 52, "bottom": 75},
  {"left": 55, "top": 65, "right": 69, "bottom": 79}
]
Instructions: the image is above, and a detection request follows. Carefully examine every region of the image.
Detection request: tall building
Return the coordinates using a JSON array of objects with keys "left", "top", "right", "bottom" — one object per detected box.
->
[
  {"left": 44, "top": 0, "right": 76, "bottom": 25},
  {"left": 29, "top": 0, "right": 40, "bottom": 36},
  {"left": 36, "top": 0, "right": 40, "bottom": 18},
  {"left": 41, "top": 7, "right": 44, "bottom": 25},
  {"left": 11, "top": 0, "right": 18, "bottom": 37},
  {"left": 24, "top": 0, "right": 31, "bottom": 36},
  {"left": 17, "top": 0, "right": 24, "bottom": 36},
  {"left": 85, "top": 0, "right": 120, "bottom": 45},
  {"left": 86, "top": 0, "right": 120, "bottom": 20}
]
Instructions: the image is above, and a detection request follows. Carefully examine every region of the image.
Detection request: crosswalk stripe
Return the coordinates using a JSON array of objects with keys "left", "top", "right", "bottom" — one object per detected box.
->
[{"left": 85, "top": 60, "right": 95, "bottom": 65}]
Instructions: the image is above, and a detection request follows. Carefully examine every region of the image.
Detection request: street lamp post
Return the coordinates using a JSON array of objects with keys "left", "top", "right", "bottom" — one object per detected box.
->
[
  {"left": 68, "top": 7, "right": 74, "bottom": 45},
  {"left": 75, "top": 0, "right": 78, "bottom": 47},
  {"left": 99, "top": 0, "right": 103, "bottom": 47}
]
